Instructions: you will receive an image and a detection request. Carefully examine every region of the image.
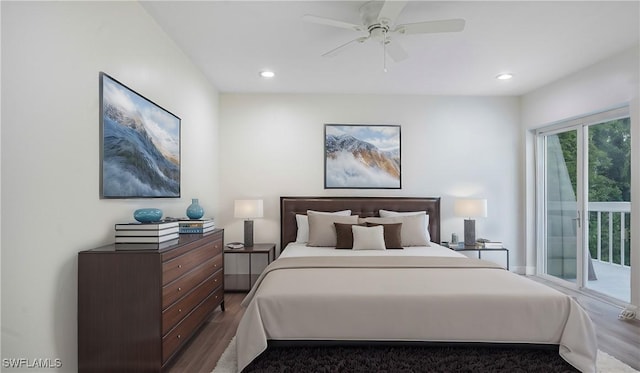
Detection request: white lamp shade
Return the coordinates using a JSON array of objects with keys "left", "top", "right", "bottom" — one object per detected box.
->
[
  {"left": 234, "top": 199, "right": 264, "bottom": 219},
  {"left": 454, "top": 198, "right": 487, "bottom": 218}
]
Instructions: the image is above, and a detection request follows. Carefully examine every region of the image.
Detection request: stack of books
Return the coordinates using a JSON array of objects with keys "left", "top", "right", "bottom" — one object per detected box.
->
[
  {"left": 482, "top": 241, "right": 503, "bottom": 249},
  {"left": 114, "top": 221, "right": 180, "bottom": 249},
  {"left": 179, "top": 218, "right": 215, "bottom": 234}
]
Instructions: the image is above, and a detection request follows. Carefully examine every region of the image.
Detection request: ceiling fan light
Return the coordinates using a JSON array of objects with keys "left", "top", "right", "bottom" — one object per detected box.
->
[
  {"left": 496, "top": 73, "right": 513, "bottom": 80},
  {"left": 259, "top": 71, "right": 275, "bottom": 78}
]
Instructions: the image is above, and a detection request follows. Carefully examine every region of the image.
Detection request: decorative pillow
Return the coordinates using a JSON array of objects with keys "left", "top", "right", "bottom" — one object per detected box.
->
[
  {"left": 352, "top": 225, "right": 386, "bottom": 250},
  {"left": 365, "top": 222, "right": 403, "bottom": 249},
  {"left": 295, "top": 210, "right": 351, "bottom": 243},
  {"left": 378, "top": 209, "right": 431, "bottom": 242},
  {"left": 362, "top": 214, "right": 429, "bottom": 246},
  {"left": 334, "top": 222, "right": 364, "bottom": 249},
  {"left": 307, "top": 212, "right": 359, "bottom": 247}
]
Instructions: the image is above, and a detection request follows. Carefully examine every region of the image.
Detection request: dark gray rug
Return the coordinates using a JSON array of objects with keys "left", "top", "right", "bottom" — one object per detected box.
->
[{"left": 243, "top": 343, "right": 579, "bottom": 372}]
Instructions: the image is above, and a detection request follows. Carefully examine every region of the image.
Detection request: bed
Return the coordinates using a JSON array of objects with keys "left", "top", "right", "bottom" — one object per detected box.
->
[{"left": 236, "top": 196, "right": 597, "bottom": 372}]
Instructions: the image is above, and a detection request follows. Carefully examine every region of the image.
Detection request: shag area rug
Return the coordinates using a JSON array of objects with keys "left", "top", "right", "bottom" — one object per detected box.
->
[{"left": 213, "top": 337, "right": 638, "bottom": 373}]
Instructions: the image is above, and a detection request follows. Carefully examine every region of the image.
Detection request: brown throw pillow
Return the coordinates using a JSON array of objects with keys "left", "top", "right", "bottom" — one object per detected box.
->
[
  {"left": 334, "top": 222, "right": 363, "bottom": 249},
  {"left": 362, "top": 215, "right": 428, "bottom": 246},
  {"left": 366, "top": 222, "right": 403, "bottom": 249}
]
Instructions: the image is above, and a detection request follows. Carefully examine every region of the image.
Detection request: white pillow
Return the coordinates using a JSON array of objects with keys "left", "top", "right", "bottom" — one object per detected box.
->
[
  {"left": 352, "top": 225, "right": 386, "bottom": 250},
  {"left": 307, "top": 212, "right": 359, "bottom": 247},
  {"left": 378, "top": 209, "right": 431, "bottom": 242},
  {"left": 362, "top": 215, "right": 429, "bottom": 246},
  {"left": 295, "top": 210, "right": 351, "bottom": 243}
]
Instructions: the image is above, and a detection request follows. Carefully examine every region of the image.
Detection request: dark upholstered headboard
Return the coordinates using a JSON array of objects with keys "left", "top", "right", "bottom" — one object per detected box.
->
[{"left": 280, "top": 196, "right": 441, "bottom": 250}]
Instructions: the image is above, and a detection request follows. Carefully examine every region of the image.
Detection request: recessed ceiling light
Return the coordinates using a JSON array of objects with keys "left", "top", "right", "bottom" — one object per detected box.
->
[
  {"left": 259, "top": 71, "right": 275, "bottom": 78},
  {"left": 496, "top": 73, "right": 513, "bottom": 80}
]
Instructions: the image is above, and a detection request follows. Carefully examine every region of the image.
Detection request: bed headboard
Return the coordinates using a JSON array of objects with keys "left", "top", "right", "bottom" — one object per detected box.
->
[{"left": 280, "top": 196, "right": 441, "bottom": 250}]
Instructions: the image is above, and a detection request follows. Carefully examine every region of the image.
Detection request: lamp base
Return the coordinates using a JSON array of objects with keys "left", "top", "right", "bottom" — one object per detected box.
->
[
  {"left": 464, "top": 219, "right": 476, "bottom": 246},
  {"left": 243, "top": 220, "right": 254, "bottom": 247}
]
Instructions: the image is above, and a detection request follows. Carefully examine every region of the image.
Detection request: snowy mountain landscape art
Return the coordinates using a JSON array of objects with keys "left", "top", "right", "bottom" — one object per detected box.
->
[
  {"left": 325, "top": 124, "right": 401, "bottom": 189},
  {"left": 100, "top": 73, "right": 180, "bottom": 198}
]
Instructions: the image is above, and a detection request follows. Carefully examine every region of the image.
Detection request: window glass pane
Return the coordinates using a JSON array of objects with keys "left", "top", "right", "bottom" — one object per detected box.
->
[
  {"left": 545, "top": 130, "right": 577, "bottom": 282},
  {"left": 586, "top": 117, "right": 631, "bottom": 302}
]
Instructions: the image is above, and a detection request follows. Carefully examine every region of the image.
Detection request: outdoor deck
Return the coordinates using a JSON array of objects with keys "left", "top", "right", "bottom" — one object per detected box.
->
[{"left": 588, "top": 260, "right": 630, "bottom": 303}]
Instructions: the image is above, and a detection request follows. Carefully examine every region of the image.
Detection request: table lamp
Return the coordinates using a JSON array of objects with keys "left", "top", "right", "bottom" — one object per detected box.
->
[
  {"left": 234, "top": 199, "right": 264, "bottom": 247},
  {"left": 454, "top": 198, "right": 487, "bottom": 246}
]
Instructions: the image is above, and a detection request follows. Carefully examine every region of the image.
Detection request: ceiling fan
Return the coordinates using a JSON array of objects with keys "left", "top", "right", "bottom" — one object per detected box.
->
[{"left": 303, "top": 0, "right": 465, "bottom": 68}]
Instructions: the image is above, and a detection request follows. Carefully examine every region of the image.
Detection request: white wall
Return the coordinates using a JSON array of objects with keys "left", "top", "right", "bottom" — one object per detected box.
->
[
  {"left": 1, "top": 2, "right": 220, "bottom": 371},
  {"left": 219, "top": 93, "right": 522, "bottom": 271},
  {"left": 521, "top": 46, "right": 639, "bottom": 307}
]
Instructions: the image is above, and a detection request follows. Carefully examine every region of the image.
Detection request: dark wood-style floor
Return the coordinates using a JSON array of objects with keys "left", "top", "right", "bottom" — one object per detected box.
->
[
  {"left": 165, "top": 282, "right": 640, "bottom": 373},
  {"left": 530, "top": 276, "right": 640, "bottom": 371}
]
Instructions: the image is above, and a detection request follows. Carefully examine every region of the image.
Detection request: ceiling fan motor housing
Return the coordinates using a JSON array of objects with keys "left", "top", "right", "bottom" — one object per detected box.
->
[
  {"left": 361, "top": 1, "right": 391, "bottom": 42},
  {"left": 368, "top": 24, "right": 389, "bottom": 42}
]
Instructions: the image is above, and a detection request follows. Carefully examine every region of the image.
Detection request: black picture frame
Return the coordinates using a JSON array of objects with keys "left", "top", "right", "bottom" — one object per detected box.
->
[
  {"left": 99, "top": 72, "right": 181, "bottom": 199},
  {"left": 324, "top": 124, "right": 401, "bottom": 189}
]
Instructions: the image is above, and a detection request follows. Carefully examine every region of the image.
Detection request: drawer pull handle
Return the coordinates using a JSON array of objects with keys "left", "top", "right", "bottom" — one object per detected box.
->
[
  {"left": 178, "top": 308, "right": 182, "bottom": 313},
  {"left": 178, "top": 264, "right": 182, "bottom": 269},
  {"left": 214, "top": 279, "right": 218, "bottom": 282},
  {"left": 178, "top": 287, "right": 182, "bottom": 292},
  {"left": 177, "top": 334, "right": 181, "bottom": 339}
]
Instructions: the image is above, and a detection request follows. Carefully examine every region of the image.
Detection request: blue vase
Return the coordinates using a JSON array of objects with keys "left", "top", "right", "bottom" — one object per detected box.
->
[
  {"left": 133, "top": 208, "right": 163, "bottom": 223},
  {"left": 186, "top": 198, "right": 204, "bottom": 219}
]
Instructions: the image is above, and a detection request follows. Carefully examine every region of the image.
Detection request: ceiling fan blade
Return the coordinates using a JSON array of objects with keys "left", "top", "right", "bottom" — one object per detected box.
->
[
  {"left": 322, "top": 36, "right": 369, "bottom": 57},
  {"left": 302, "top": 14, "right": 364, "bottom": 32},
  {"left": 377, "top": 0, "right": 407, "bottom": 26},
  {"left": 385, "top": 40, "right": 408, "bottom": 62},
  {"left": 394, "top": 19, "right": 466, "bottom": 35}
]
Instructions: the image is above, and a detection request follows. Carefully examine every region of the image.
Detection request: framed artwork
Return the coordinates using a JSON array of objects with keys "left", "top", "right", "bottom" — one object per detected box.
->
[
  {"left": 325, "top": 124, "right": 401, "bottom": 189},
  {"left": 99, "top": 72, "right": 181, "bottom": 198}
]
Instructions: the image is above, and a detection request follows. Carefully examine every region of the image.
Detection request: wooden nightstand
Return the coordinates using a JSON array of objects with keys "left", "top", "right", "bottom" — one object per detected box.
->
[{"left": 224, "top": 243, "right": 275, "bottom": 292}]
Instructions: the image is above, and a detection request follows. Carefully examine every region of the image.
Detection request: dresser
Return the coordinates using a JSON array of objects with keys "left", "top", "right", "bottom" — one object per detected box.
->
[{"left": 78, "top": 229, "right": 224, "bottom": 372}]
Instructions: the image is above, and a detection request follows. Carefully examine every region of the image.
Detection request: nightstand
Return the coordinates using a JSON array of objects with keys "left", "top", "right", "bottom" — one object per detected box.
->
[
  {"left": 224, "top": 243, "right": 275, "bottom": 292},
  {"left": 444, "top": 242, "right": 509, "bottom": 270}
]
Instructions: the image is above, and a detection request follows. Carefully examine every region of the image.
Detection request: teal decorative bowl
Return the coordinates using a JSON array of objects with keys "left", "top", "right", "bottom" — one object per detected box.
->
[{"left": 133, "top": 208, "right": 163, "bottom": 223}]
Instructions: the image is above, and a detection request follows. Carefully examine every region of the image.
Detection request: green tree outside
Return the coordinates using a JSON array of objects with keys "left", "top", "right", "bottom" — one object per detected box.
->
[{"left": 558, "top": 118, "right": 631, "bottom": 266}]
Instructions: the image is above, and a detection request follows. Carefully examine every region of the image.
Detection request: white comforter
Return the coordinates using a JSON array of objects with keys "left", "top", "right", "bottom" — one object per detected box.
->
[{"left": 236, "top": 244, "right": 597, "bottom": 372}]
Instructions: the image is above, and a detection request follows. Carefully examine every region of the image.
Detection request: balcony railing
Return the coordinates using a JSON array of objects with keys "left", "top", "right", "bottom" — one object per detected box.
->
[{"left": 588, "top": 201, "right": 631, "bottom": 268}]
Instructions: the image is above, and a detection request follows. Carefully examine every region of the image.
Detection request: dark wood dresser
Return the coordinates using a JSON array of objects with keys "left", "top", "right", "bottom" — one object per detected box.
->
[{"left": 78, "top": 229, "right": 224, "bottom": 372}]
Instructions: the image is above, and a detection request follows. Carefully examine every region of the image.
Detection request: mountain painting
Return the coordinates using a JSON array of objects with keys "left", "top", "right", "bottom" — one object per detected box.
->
[
  {"left": 100, "top": 73, "right": 180, "bottom": 198},
  {"left": 325, "top": 124, "right": 401, "bottom": 189}
]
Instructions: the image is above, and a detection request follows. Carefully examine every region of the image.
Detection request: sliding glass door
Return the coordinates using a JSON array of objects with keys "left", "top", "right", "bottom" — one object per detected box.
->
[{"left": 537, "top": 107, "right": 631, "bottom": 303}]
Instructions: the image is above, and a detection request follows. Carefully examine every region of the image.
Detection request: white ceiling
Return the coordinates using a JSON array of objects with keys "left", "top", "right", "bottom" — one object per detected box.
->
[{"left": 141, "top": 1, "right": 639, "bottom": 96}]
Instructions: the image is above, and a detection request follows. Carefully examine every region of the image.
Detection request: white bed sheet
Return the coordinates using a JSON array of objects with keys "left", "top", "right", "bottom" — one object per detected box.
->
[
  {"left": 279, "top": 241, "right": 465, "bottom": 258},
  {"left": 237, "top": 242, "right": 598, "bottom": 373}
]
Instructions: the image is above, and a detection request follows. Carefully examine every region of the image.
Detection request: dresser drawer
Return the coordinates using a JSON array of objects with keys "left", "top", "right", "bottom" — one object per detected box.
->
[
  {"left": 162, "top": 288, "right": 222, "bottom": 363},
  {"left": 163, "top": 240, "right": 219, "bottom": 286},
  {"left": 162, "top": 268, "right": 223, "bottom": 335},
  {"left": 162, "top": 254, "right": 221, "bottom": 309},
  {"left": 161, "top": 231, "right": 223, "bottom": 262}
]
